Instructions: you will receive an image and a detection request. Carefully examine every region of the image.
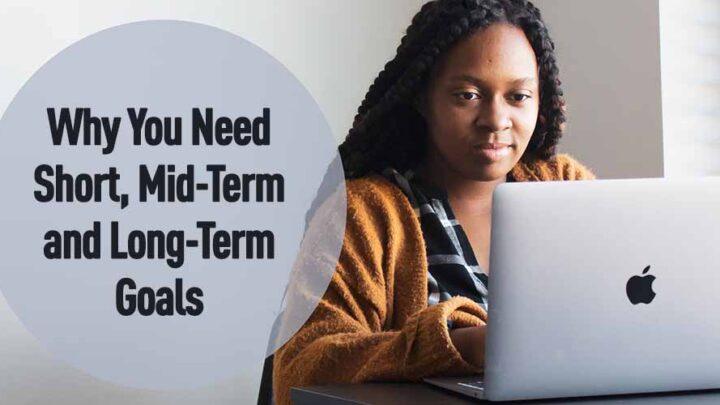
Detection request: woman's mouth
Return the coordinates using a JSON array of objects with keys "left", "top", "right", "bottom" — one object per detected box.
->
[{"left": 472, "top": 143, "right": 513, "bottom": 161}]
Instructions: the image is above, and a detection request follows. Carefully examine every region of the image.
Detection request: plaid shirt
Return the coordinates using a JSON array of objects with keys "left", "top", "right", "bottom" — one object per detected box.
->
[{"left": 383, "top": 168, "right": 515, "bottom": 311}]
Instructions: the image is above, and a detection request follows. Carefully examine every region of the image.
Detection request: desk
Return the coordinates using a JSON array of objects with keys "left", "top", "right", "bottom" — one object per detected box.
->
[{"left": 291, "top": 383, "right": 720, "bottom": 404}]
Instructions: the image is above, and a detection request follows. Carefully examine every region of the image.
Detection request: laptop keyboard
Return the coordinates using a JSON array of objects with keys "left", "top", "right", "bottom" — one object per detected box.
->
[{"left": 458, "top": 380, "right": 485, "bottom": 390}]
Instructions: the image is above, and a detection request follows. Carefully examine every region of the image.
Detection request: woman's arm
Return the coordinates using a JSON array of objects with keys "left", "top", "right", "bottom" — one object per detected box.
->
[
  {"left": 449, "top": 325, "right": 486, "bottom": 367},
  {"left": 272, "top": 177, "right": 486, "bottom": 405}
]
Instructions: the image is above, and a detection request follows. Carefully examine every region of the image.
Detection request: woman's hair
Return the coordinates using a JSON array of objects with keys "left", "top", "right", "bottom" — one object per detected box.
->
[{"left": 339, "top": 0, "right": 565, "bottom": 179}]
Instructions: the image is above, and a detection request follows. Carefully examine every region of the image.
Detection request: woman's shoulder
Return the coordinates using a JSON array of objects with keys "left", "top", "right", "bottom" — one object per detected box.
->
[
  {"left": 511, "top": 153, "right": 596, "bottom": 182},
  {"left": 343, "top": 174, "right": 418, "bottom": 225},
  {"left": 345, "top": 174, "right": 403, "bottom": 199}
]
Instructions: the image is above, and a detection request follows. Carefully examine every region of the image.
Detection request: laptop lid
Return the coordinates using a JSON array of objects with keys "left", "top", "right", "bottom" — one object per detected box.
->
[{"left": 484, "top": 177, "right": 720, "bottom": 401}]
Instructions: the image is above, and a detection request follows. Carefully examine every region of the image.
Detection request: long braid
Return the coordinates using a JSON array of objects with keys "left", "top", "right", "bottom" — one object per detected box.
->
[{"left": 340, "top": 0, "right": 567, "bottom": 178}]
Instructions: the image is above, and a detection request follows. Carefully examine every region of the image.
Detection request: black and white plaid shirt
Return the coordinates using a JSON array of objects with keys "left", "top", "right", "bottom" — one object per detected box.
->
[{"left": 383, "top": 168, "right": 516, "bottom": 311}]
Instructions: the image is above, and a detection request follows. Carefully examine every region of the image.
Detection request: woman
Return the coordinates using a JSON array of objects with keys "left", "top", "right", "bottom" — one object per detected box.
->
[{"left": 273, "top": 0, "right": 594, "bottom": 403}]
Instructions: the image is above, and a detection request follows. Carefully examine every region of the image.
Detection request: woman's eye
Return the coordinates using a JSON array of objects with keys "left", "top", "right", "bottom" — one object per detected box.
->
[
  {"left": 456, "top": 92, "right": 480, "bottom": 101},
  {"left": 510, "top": 93, "right": 531, "bottom": 102}
]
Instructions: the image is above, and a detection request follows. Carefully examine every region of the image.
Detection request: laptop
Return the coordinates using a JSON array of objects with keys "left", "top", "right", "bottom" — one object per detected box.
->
[{"left": 425, "top": 177, "right": 720, "bottom": 401}]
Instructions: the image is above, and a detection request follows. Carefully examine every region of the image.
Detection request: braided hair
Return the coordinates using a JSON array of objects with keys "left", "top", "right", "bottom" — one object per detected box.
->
[{"left": 339, "top": 0, "right": 565, "bottom": 179}]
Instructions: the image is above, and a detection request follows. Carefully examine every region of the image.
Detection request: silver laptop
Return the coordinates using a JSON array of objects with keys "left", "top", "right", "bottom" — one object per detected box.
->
[{"left": 426, "top": 177, "right": 720, "bottom": 401}]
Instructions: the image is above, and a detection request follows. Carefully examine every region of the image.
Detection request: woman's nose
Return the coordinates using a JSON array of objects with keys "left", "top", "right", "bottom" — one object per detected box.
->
[{"left": 475, "top": 96, "right": 512, "bottom": 133}]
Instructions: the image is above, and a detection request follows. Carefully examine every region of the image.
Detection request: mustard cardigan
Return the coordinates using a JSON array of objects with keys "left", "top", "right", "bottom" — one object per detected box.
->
[{"left": 273, "top": 154, "right": 596, "bottom": 405}]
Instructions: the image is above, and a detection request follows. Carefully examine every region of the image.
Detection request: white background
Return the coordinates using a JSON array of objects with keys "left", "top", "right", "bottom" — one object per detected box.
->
[
  {"left": 660, "top": 0, "right": 720, "bottom": 177},
  {"left": 0, "top": 1, "right": 426, "bottom": 403}
]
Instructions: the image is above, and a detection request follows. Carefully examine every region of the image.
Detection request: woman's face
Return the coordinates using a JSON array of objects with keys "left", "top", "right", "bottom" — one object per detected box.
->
[{"left": 421, "top": 23, "right": 540, "bottom": 181}]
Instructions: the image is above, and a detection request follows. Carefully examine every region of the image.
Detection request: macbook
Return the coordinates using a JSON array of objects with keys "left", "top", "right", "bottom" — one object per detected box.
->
[{"left": 426, "top": 177, "right": 720, "bottom": 401}]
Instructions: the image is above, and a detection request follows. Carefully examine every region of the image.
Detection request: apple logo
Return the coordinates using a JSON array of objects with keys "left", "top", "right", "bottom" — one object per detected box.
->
[{"left": 626, "top": 265, "right": 656, "bottom": 305}]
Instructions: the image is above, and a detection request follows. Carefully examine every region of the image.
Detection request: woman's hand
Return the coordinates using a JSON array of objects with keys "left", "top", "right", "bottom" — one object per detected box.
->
[{"left": 449, "top": 325, "right": 486, "bottom": 368}]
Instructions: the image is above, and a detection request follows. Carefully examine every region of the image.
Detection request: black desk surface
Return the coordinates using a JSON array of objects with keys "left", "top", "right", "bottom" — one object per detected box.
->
[{"left": 291, "top": 383, "right": 720, "bottom": 404}]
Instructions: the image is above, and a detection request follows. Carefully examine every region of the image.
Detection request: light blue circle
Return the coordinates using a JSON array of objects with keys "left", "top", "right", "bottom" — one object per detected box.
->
[{"left": 0, "top": 20, "right": 345, "bottom": 390}]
